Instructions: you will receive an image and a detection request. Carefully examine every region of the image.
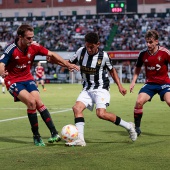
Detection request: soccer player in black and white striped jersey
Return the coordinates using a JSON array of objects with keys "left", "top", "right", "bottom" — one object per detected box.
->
[{"left": 65, "top": 32, "right": 137, "bottom": 146}]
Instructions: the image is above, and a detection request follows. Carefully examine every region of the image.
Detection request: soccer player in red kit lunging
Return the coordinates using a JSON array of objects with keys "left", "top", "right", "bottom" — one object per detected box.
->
[
  {"left": 0, "top": 24, "right": 79, "bottom": 146},
  {"left": 130, "top": 30, "right": 170, "bottom": 136}
]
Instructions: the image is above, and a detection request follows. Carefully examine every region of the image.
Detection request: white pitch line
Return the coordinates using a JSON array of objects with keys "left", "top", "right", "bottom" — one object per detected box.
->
[{"left": 0, "top": 108, "right": 72, "bottom": 123}]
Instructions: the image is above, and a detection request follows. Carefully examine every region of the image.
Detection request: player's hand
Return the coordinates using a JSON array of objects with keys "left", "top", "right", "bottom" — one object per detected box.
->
[
  {"left": 119, "top": 86, "right": 127, "bottom": 96},
  {"left": 46, "top": 56, "right": 53, "bottom": 63},
  {"left": 67, "top": 63, "right": 80, "bottom": 72},
  {"left": 130, "top": 82, "right": 135, "bottom": 93}
]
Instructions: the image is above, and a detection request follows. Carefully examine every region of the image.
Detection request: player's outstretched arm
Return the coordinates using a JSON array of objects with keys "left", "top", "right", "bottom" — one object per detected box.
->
[
  {"left": 110, "top": 68, "right": 127, "bottom": 96},
  {"left": 47, "top": 51, "right": 79, "bottom": 72},
  {"left": 130, "top": 67, "right": 141, "bottom": 93}
]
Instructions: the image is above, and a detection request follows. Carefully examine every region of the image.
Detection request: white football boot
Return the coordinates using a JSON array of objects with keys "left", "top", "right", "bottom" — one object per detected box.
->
[
  {"left": 128, "top": 122, "right": 137, "bottom": 142},
  {"left": 65, "top": 138, "right": 86, "bottom": 146}
]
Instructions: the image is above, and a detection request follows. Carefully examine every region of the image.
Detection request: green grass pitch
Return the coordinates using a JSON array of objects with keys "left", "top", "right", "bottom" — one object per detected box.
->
[{"left": 0, "top": 83, "right": 170, "bottom": 170}]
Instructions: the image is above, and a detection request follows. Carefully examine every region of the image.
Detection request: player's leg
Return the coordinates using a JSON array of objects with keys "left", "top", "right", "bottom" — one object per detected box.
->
[
  {"left": 96, "top": 108, "right": 137, "bottom": 141},
  {"left": 65, "top": 101, "right": 86, "bottom": 146},
  {"left": 134, "top": 93, "right": 150, "bottom": 136},
  {"left": 65, "top": 91, "right": 90, "bottom": 146},
  {"left": 0, "top": 77, "right": 5, "bottom": 93},
  {"left": 27, "top": 83, "right": 60, "bottom": 143},
  {"left": 9, "top": 82, "right": 45, "bottom": 147},
  {"left": 35, "top": 77, "right": 39, "bottom": 88},
  {"left": 134, "top": 84, "right": 156, "bottom": 136},
  {"left": 95, "top": 89, "right": 137, "bottom": 141},
  {"left": 40, "top": 79, "right": 46, "bottom": 91},
  {"left": 2, "top": 82, "right": 5, "bottom": 93},
  {"left": 164, "top": 92, "right": 170, "bottom": 106},
  {"left": 160, "top": 85, "right": 170, "bottom": 106}
]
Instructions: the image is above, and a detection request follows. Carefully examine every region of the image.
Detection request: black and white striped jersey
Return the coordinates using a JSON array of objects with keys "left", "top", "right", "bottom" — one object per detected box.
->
[{"left": 69, "top": 47, "right": 113, "bottom": 91}]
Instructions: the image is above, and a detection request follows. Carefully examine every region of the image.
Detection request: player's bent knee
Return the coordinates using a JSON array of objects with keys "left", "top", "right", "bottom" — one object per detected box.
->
[
  {"left": 27, "top": 98, "right": 37, "bottom": 108},
  {"left": 72, "top": 105, "right": 81, "bottom": 114},
  {"left": 96, "top": 111, "right": 105, "bottom": 119},
  {"left": 136, "top": 99, "right": 144, "bottom": 107}
]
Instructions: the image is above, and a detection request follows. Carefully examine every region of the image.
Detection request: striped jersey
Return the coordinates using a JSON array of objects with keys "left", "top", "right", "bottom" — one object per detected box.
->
[
  {"left": 136, "top": 46, "right": 170, "bottom": 84},
  {"left": 69, "top": 47, "right": 113, "bottom": 90},
  {"left": 0, "top": 40, "right": 48, "bottom": 89}
]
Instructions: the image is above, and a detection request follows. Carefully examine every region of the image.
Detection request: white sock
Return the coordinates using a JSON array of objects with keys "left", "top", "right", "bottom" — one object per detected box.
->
[
  {"left": 75, "top": 122, "right": 85, "bottom": 141},
  {"left": 2, "top": 87, "right": 5, "bottom": 93},
  {"left": 119, "top": 119, "right": 130, "bottom": 130}
]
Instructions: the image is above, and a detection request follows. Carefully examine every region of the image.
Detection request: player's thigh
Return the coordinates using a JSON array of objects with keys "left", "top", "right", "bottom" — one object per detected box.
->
[
  {"left": 30, "top": 90, "right": 43, "bottom": 106},
  {"left": 40, "top": 80, "right": 44, "bottom": 84},
  {"left": 138, "top": 84, "right": 157, "bottom": 103},
  {"left": 17, "top": 89, "right": 36, "bottom": 106},
  {"left": 135, "top": 92, "right": 150, "bottom": 106},
  {"left": 163, "top": 92, "right": 170, "bottom": 106}
]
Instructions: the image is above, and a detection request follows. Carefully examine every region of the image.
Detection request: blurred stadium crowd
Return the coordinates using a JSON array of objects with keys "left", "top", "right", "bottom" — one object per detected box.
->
[
  {"left": 0, "top": 14, "right": 170, "bottom": 51},
  {"left": 0, "top": 14, "right": 170, "bottom": 83}
]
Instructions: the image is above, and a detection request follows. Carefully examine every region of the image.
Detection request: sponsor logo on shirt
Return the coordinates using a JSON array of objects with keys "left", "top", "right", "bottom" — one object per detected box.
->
[
  {"left": 81, "top": 66, "right": 96, "bottom": 74},
  {"left": 156, "top": 64, "right": 161, "bottom": 70},
  {"left": 147, "top": 66, "right": 155, "bottom": 70},
  {"left": 147, "top": 64, "right": 161, "bottom": 71},
  {"left": 16, "top": 64, "right": 27, "bottom": 69}
]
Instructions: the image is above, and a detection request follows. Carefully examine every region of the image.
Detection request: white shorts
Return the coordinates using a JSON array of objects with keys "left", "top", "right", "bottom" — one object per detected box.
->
[
  {"left": 77, "top": 89, "right": 110, "bottom": 111},
  {"left": 0, "top": 76, "right": 4, "bottom": 83}
]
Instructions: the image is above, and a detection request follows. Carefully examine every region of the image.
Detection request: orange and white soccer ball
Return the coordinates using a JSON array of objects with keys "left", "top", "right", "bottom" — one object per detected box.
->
[{"left": 61, "top": 124, "right": 78, "bottom": 142}]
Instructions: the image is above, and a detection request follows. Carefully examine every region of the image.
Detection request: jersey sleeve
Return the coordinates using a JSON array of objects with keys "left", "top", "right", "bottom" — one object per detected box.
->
[
  {"left": 0, "top": 44, "right": 15, "bottom": 65},
  {"left": 136, "top": 51, "right": 144, "bottom": 67},
  {"left": 69, "top": 47, "right": 84, "bottom": 64},
  {"left": 104, "top": 52, "right": 113, "bottom": 71},
  {"left": 32, "top": 42, "right": 48, "bottom": 56}
]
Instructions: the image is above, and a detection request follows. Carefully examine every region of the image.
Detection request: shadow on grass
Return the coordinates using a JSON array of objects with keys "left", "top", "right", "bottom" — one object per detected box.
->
[
  {"left": 101, "top": 130, "right": 170, "bottom": 137},
  {"left": 0, "top": 136, "right": 32, "bottom": 144},
  {"left": 0, "top": 136, "right": 65, "bottom": 147}
]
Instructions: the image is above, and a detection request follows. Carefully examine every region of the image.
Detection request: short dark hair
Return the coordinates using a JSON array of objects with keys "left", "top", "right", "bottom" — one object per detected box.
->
[
  {"left": 85, "top": 32, "right": 99, "bottom": 44},
  {"left": 145, "top": 30, "right": 159, "bottom": 40},
  {"left": 17, "top": 24, "right": 34, "bottom": 37}
]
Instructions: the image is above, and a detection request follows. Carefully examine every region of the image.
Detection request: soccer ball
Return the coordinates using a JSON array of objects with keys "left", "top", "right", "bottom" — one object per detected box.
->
[{"left": 61, "top": 124, "right": 78, "bottom": 142}]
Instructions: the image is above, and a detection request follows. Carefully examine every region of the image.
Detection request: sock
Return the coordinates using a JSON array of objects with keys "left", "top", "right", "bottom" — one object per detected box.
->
[
  {"left": 2, "top": 87, "right": 5, "bottom": 93},
  {"left": 114, "top": 116, "right": 130, "bottom": 130},
  {"left": 37, "top": 105, "right": 58, "bottom": 136},
  {"left": 75, "top": 117, "right": 85, "bottom": 141},
  {"left": 134, "top": 107, "right": 143, "bottom": 127},
  {"left": 42, "top": 85, "right": 44, "bottom": 89},
  {"left": 27, "top": 109, "right": 40, "bottom": 136}
]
